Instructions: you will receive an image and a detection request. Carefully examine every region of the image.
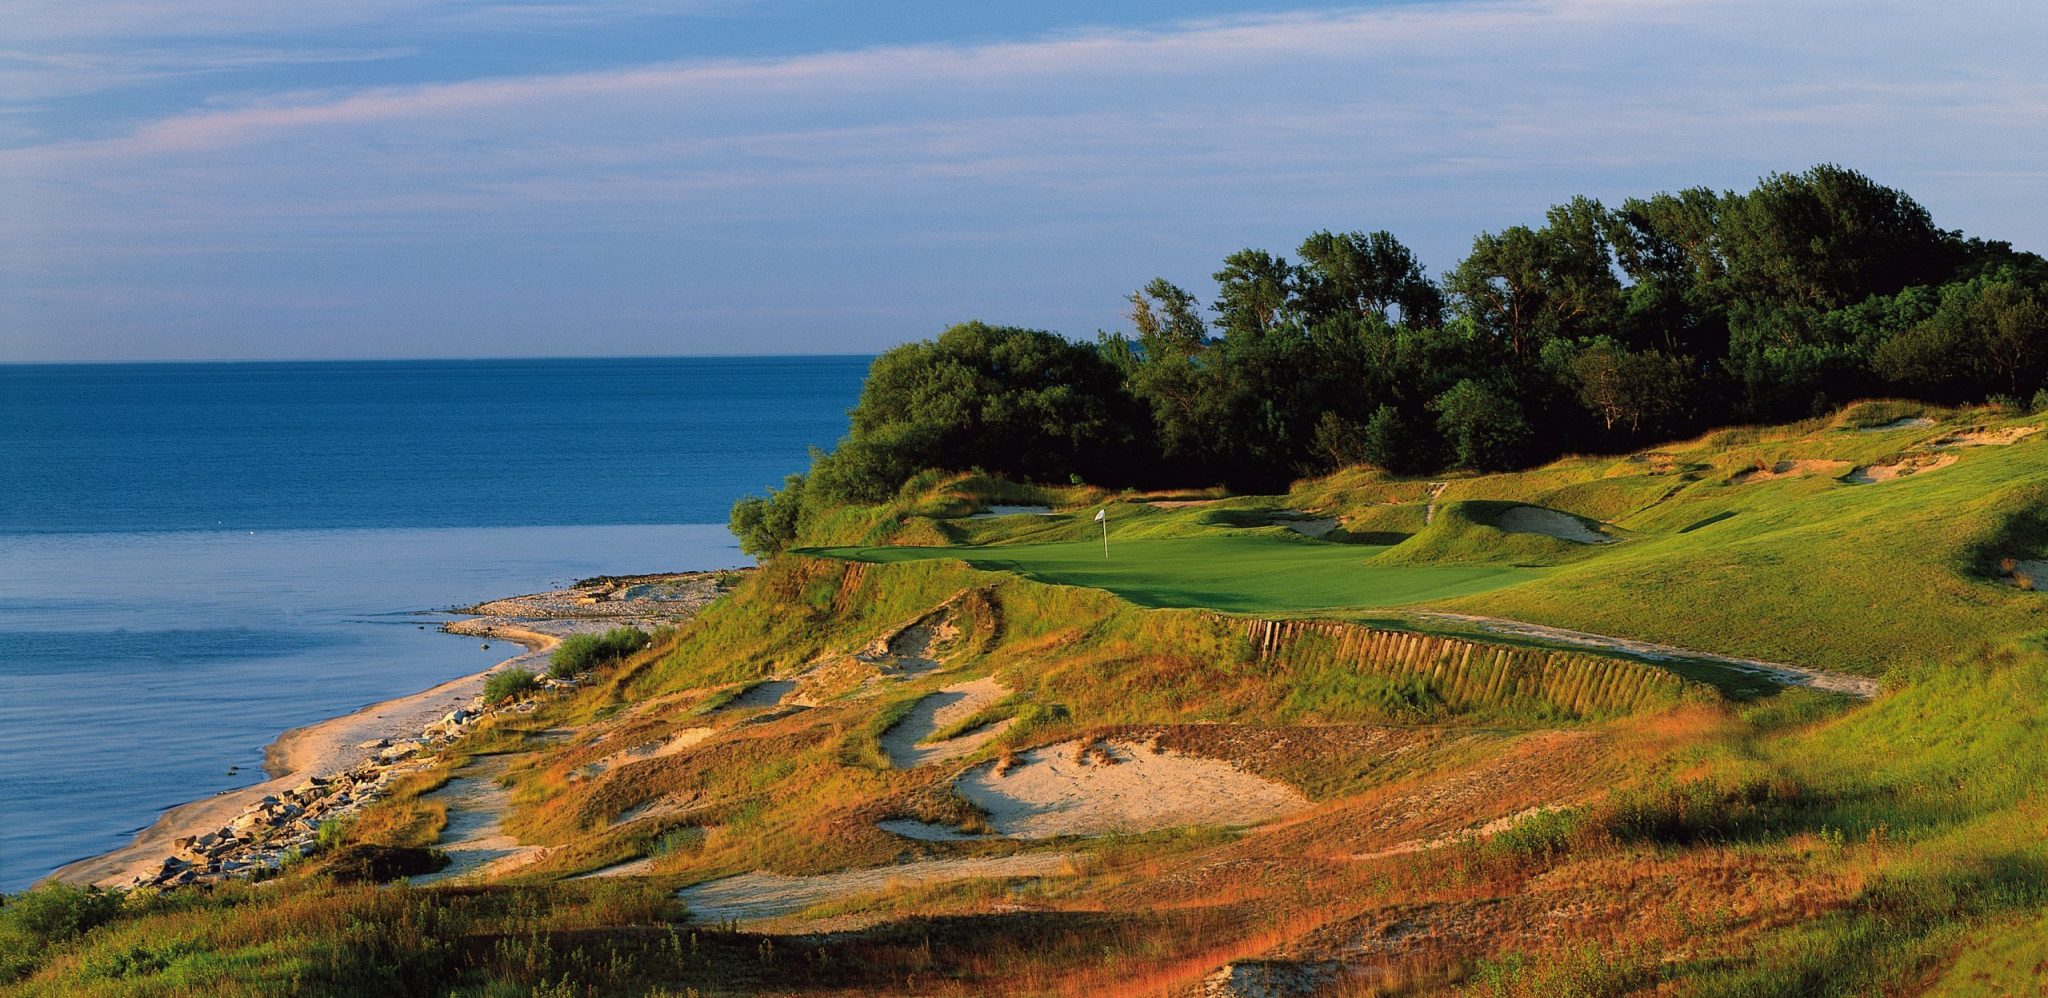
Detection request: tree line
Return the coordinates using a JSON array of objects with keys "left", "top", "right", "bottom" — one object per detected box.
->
[{"left": 734, "top": 165, "right": 2048, "bottom": 555}]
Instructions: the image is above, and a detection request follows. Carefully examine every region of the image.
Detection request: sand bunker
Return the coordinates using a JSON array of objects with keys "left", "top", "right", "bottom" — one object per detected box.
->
[
  {"left": 678, "top": 854, "right": 1077, "bottom": 926},
  {"left": 1846, "top": 452, "right": 1957, "bottom": 484},
  {"left": 1728, "top": 459, "right": 1851, "bottom": 485},
  {"left": 881, "top": 677, "right": 1013, "bottom": 768},
  {"left": 1998, "top": 559, "right": 2048, "bottom": 590},
  {"left": 966, "top": 505, "right": 1054, "bottom": 519},
  {"left": 1856, "top": 416, "right": 1936, "bottom": 433},
  {"left": 719, "top": 679, "right": 796, "bottom": 712},
  {"left": 1494, "top": 505, "right": 1614, "bottom": 545},
  {"left": 858, "top": 605, "right": 960, "bottom": 676},
  {"left": 1934, "top": 425, "right": 2040, "bottom": 448},
  {"left": 1273, "top": 512, "right": 1339, "bottom": 538},
  {"left": 954, "top": 738, "right": 1309, "bottom": 838},
  {"left": 577, "top": 727, "right": 714, "bottom": 781}
]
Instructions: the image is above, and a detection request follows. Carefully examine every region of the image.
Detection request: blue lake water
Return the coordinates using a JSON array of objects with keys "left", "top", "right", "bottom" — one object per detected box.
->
[{"left": 0, "top": 357, "right": 867, "bottom": 889}]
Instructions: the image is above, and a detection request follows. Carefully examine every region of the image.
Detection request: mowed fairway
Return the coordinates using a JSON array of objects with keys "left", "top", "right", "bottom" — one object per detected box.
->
[{"left": 805, "top": 536, "right": 1540, "bottom": 613}]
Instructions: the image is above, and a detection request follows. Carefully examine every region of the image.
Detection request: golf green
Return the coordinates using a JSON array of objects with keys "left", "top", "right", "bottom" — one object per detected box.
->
[{"left": 804, "top": 536, "right": 1542, "bottom": 614}]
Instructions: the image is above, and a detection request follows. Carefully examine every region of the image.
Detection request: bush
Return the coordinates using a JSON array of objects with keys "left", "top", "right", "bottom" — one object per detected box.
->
[
  {"left": 322, "top": 845, "right": 446, "bottom": 884},
  {"left": 549, "top": 627, "right": 651, "bottom": 679},
  {"left": 1483, "top": 808, "right": 1588, "bottom": 866},
  {"left": 316, "top": 818, "right": 351, "bottom": 851},
  {"left": 2, "top": 884, "right": 122, "bottom": 944},
  {"left": 483, "top": 667, "right": 538, "bottom": 704}
]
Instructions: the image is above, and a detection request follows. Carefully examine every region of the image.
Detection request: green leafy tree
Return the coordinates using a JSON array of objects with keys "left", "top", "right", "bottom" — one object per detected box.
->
[
  {"left": 1445, "top": 197, "right": 1624, "bottom": 363},
  {"left": 1719, "top": 164, "right": 1955, "bottom": 313},
  {"left": 1361, "top": 403, "right": 1438, "bottom": 474},
  {"left": 1212, "top": 249, "right": 1295, "bottom": 338},
  {"left": 842, "top": 323, "right": 1140, "bottom": 494},
  {"left": 1876, "top": 279, "right": 2048, "bottom": 399},
  {"left": 1429, "top": 380, "right": 1531, "bottom": 470},
  {"left": 1564, "top": 339, "right": 1694, "bottom": 438},
  {"left": 729, "top": 472, "right": 808, "bottom": 557},
  {"left": 1294, "top": 230, "right": 1442, "bottom": 327}
]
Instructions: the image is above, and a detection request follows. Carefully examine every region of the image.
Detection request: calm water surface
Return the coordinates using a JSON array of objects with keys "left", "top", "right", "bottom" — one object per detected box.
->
[{"left": 0, "top": 357, "right": 866, "bottom": 889}]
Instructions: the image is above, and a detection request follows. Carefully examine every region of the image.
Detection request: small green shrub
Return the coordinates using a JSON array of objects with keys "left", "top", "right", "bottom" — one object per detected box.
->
[
  {"left": 316, "top": 817, "right": 351, "bottom": 850},
  {"left": 550, "top": 627, "right": 652, "bottom": 679},
  {"left": 484, "top": 667, "right": 538, "bottom": 703},
  {"left": 1483, "top": 807, "right": 1589, "bottom": 866}
]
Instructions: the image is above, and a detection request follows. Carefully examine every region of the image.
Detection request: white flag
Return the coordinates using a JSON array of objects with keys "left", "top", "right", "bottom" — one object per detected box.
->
[{"left": 1094, "top": 508, "right": 1106, "bottom": 522}]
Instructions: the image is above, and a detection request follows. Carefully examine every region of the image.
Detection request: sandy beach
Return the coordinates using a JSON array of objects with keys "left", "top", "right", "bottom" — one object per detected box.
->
[{"left": 48, "top": 572, "right": 728, "bottom": 889}]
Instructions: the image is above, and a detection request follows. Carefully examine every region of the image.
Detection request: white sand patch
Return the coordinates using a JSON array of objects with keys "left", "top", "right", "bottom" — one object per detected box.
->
[
  {"left": 1846, "top": 452, "right": 1957, "bottom": 483},
  {"left": 1934, "top": 425, "right": 2040, "bottom": 447},
  {"left": 967, "top": 505, "right": 1054, "bottom": 518},
  {"left": 1423, "top": 482, "right": 1450, "bottom": 525},
  {"left": 1348, "top": 805, "right": 1578, "bottom": 862},
  {"left": 1728, "top": 459, "right": 1851, "bottom": 485},
  {"left": 610, "top": 792, "right": 699, "bottom": 829},
  {"left": 881, "top": 677, "right": 1014, "bottom": 769},
  {"left": 1494, "top": 505, "right": 1614, "bottom": 545},
  {"left": 955, "top": 739, "right": 1309, "bottom": 838},
  {"left": 878, "top": 818, "right": 987, "bottom": 841},
  {"left": 678, "top": 854, "right": 1077, "bottom": 925},
  {"left": 571, "top": 855, "right": 658, "bottom": 879}
]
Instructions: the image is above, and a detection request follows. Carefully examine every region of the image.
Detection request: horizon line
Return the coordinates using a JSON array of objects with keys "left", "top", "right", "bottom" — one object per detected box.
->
[{"left": 0, "top": 351, "right": 881, "bottom": 367}]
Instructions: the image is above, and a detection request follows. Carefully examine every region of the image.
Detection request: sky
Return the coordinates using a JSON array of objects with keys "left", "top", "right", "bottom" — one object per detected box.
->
[{"left": 3, "top": 0, "right": 2046, "bottom": 362}]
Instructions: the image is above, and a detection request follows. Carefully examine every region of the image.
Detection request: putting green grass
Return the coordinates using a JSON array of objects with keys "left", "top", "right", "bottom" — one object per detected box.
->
[{"left": 804, "top": 535, "right": 1542, "bottom": 614}]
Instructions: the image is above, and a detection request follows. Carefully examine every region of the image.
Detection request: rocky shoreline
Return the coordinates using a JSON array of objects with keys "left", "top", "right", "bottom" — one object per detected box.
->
[{"left": 60, "top": 570, "right": 736, "bottom": 891}]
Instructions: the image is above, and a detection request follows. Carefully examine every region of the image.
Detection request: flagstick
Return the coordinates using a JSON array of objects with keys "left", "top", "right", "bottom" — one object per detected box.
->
[{"left": 1102, "top": 516, "right": 1108, "bottom": 558}]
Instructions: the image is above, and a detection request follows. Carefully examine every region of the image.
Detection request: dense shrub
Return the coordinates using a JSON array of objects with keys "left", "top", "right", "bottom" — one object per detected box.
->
[
  {"left": 550, "top": 627, "right": 651, "bottom": 679},
  {"left": 483, "top": 667, "right": 538, "bottom": 704},
  {"left": 322, "top": 844, "right": 446, "bottom": 884},
  {"left": 2, "top": 884, "right": 122, "bottom": 944}
]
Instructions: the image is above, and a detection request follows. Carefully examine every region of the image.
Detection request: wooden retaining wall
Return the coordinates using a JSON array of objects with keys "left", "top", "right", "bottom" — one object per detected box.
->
[{"left": 1243, "top": 618, "right": 1685, "bottom": 718}]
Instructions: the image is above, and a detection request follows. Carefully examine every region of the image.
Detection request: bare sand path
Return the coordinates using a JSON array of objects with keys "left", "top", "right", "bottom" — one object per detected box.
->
[
  {"left": 1413, "top": 612, "right": 1880, "bottom": 699},
  {"left": 410, "top": 754, "right": 543, "bottom": 885},
  {"left": 678, "top": 854, "right": 1077, "bottom": 927}
]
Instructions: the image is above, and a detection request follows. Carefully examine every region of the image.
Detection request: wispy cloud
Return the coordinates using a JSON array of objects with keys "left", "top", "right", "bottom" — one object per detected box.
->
[
  {"left": 3, "top": 0, "right": 2046, "bottom": 359},
  {"left": 6, "top": 0, "right": 746, "bottom": 44}
]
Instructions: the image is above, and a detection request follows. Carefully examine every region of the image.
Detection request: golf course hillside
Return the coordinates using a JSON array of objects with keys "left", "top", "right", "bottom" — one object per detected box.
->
[
  {"left": 15, "top": 400, "right": 2048, "bottom": 996},
  {"left": 14, "top": 164, "right": 2048, "bottom": 997}
]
